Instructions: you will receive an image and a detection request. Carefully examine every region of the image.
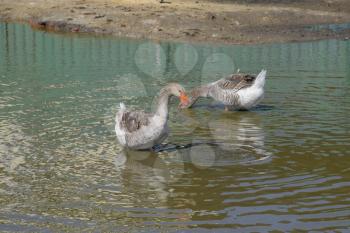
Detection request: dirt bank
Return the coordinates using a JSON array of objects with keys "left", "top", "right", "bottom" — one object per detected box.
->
[{"left": 1, "top": 0, "right": 350, "bottom": 44}]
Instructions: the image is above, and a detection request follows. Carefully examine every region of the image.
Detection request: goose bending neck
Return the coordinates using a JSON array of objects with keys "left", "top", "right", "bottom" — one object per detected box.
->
[
  {"left": 187, "top": 85, "right": 209, "bottom": 107},
  {"left": 155, "top": 90, "right": 171, "bottom": 118}
]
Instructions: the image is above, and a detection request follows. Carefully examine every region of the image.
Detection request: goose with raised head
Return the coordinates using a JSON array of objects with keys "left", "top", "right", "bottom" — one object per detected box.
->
[
  {"left": 180, "top": 70, "right": 267, "bottom": 111},
  {"left": 115, "top": 83, "right": 189, "bottom": 150}
]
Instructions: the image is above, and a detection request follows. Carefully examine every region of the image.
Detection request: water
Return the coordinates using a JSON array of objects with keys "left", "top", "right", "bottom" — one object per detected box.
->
[{"left": 0, "top": 23, "right": 350, "bottom": 232}]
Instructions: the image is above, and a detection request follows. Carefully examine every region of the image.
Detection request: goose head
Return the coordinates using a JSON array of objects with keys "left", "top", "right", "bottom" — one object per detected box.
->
[
  {"left": 163, "top": 83, "right": 189, "bottom": 106},
  {"left": 178, "top": 87, "right": 199, "bottom": 109},
  {"left": 178, "top": 93, "right": 193, "bottom": 109}
]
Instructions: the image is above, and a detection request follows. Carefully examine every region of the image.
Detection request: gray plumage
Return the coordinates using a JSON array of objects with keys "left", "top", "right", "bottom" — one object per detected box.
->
[
  {"left": 115, "top": 83, "right": 187, "bottom": 150},
  {"left": 182, "top": 70, "right": 266, "bottom": 110},
  {"left": 120, "top": 111, "right": 151, "bottom": 133}
]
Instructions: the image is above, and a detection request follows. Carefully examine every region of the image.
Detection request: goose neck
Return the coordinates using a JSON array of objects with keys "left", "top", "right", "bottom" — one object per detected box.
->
[{"left": 155, "top": 91, "right": 171, "bottom": 118}]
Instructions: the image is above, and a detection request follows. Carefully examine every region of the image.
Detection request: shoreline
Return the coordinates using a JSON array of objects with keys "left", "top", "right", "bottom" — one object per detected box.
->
[{"left": 1, "top": 0, "right": 350, "bottom": 45}]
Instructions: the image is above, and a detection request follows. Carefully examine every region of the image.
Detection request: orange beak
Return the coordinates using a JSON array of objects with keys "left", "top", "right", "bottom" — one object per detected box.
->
[{"left": 179, "top": 92, "right": 189, "bottom": 106}]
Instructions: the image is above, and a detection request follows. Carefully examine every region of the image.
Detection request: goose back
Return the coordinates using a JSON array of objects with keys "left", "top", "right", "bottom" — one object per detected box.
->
[
  {"left": 120, "top": 110, "right": 151, "bottom": 133},
  {"left": 215, "top": 74, "right": 256, "bottom": 92}
]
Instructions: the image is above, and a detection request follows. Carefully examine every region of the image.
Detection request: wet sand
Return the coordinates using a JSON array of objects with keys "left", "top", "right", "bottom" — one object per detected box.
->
[{"left": 1, "top": 0, "right": 350, "bottom": 44}]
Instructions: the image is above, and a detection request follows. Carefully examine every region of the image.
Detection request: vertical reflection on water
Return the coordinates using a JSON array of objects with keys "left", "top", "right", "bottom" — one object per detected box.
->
[
  {"left": 4, "top": 23, "right": 9, "bottom": 68},
  {"left": 1, "top": 24, "right": 350, "bottom": 86},
  {"left": 0, "top": 23, "right": 350, "bottom": 232}
]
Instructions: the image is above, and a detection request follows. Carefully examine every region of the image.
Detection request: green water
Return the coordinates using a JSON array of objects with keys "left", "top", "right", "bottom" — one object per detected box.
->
[{"left": 1, "top": 23, "right": 350, "bottom": 232}]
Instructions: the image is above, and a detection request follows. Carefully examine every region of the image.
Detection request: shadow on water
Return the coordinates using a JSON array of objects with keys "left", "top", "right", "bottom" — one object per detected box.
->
[
  {"left": 151, "top": 141, "right": 231, "bottom": 153},
  {"left": 253, "top": 104, "right": 275, "bottom": 111}
]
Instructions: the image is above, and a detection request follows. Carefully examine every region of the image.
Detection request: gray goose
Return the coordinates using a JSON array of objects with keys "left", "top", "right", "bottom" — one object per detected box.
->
[
  {"left": 180, "top": 70, "right": 266, "bottom": 111},
  {"left": 115, "top": 83, "right": 189, "bottom": 150}
]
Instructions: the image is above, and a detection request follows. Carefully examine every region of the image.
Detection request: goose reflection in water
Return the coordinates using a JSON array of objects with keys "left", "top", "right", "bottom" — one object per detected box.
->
[
  {"left": 114, "top": 149, "right": 185, "bottom": 202},
  {"left": 113, "top": 149, "right": 194, "bottom": 222},
  {"left": 171, "top": 109, "right": 272, "bottom": 167}
]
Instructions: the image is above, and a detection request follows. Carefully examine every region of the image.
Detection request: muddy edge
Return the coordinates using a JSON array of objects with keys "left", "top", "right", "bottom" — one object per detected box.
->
[{"left": 1, "top": 0, "right": 350, "bottom": 44}]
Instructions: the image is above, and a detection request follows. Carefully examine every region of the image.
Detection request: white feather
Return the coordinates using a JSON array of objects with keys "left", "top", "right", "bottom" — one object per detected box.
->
[
  {"left": 253, "top": 69, "right": 267, "bottom": 88},
  {"left": 115, "top": 103, "right": 127, "bottom": 146},
  {"left": 119, "top": 102, "right": 126, "bottom": 111},
  {"left": 237, "top": 69, "right": 266, "bottom": 109}
]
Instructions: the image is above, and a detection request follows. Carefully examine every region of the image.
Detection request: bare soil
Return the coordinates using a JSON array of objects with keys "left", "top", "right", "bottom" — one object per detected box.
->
[{"left": 1, "top": 0, "right": 350, "bottom": 44}]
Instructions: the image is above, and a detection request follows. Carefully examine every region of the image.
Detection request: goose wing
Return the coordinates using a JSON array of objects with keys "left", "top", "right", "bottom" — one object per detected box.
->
[
  {"left": 120, "top": 110, "right": 151, "bottom": 133},
  {"left": 215, "top": 74, "right": 256, "bottom": 92}
]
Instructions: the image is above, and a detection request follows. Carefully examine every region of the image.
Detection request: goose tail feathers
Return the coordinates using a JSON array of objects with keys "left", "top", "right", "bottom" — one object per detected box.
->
[
  {"left": 119, "top": 102, "right": 126, "bottom": 111},
  {"left": 116, "top": 102, "right": 126, "bottom": 123},
  {"left": 254, "top": 69, "right": 267, "bottom": 88}
]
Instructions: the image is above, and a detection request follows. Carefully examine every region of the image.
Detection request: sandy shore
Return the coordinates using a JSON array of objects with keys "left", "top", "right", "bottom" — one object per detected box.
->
[{"left": 1, "top": 0, "right": 350, "bottom": 44}]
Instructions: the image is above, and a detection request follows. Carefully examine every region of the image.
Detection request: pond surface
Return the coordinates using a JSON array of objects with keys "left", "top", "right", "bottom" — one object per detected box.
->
[{"left": 0, "top": 23, "right": 350, "bottom": 232}]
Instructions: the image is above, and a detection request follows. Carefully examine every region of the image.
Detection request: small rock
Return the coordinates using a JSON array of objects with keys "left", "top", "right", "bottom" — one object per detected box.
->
[
  {"left": 158, "top": 28, "right": 163, "bottom": 31},
  {"left": 121, "top": 24, "right": 126, "bottom": 27},
  {"left": 83, "top": 12, "right": 96, "bottom": 15},
  {"left": 207, "top": 13, "right": 216, "bottom": 20},
  {"left": 106, "top": 18, "right": 113, "bottom": 23},
  {"left": 183, "top": 29, "right": 200, "bottom": 37},
  {"left": 94, "top": 14, "right": 105, "bottom": 19},
  {"left": 37, "top": 20, "right": 47, "bottom": 27}
]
